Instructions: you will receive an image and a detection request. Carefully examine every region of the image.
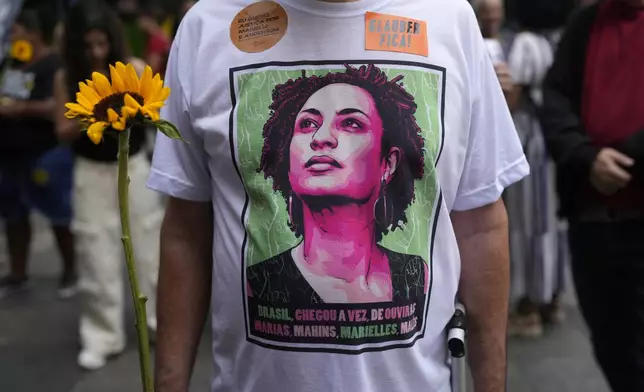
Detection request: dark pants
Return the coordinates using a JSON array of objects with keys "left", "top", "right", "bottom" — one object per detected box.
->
[{"left": 569, "top": 220, "right": 644, "bottom": 392}]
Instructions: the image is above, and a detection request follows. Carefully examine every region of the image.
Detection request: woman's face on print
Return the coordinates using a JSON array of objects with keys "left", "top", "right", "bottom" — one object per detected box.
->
[{"left": 288, "top": 83, "right": 399, "bottom": 201}]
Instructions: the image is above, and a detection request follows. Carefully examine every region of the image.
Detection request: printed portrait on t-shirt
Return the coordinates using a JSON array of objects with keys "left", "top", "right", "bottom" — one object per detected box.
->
[{"left": 230, "top": 61, "right": 446, "bottom": 354}]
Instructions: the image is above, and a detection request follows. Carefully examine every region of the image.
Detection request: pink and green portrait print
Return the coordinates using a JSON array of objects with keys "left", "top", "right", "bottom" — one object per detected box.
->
[{"left": 230, "top": 61, "right": 445, "bottom": 353}]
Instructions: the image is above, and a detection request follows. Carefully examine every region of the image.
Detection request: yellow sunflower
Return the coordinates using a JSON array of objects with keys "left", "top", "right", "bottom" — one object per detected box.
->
[
  {"left": 10, "top": 40, "right": 33, "bottom": 63},
  {"left": 64, "top": 62, "right": 171, "bottom": 144}
]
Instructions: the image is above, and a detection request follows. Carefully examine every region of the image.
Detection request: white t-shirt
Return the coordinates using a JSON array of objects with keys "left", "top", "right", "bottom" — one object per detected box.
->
[{"left": 147, "top": 1, "right": 529, "bottom": 391}]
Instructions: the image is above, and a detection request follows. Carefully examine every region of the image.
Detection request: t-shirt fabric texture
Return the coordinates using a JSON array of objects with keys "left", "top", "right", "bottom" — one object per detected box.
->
[
  {"left": 147, "top": 0, "right": 529, "bottom": 391},
  {"left": 0, "top": 52, "right": 61, "bottom": 163}
]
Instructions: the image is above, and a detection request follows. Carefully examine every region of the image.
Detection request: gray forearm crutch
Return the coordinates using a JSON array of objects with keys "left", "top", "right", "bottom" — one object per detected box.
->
[{"left": 448, "top": 303, "right": 467, "bottom": 392}]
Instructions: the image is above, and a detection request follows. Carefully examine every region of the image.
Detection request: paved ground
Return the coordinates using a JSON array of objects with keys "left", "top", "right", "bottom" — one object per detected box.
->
[{"left": 0, "top": 215, "right": 611, "bottom": 392}]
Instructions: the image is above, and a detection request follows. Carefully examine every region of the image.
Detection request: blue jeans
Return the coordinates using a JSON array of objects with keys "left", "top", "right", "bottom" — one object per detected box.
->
[{"left": 0, "top": 146, "right": 74, "bottom": 226}]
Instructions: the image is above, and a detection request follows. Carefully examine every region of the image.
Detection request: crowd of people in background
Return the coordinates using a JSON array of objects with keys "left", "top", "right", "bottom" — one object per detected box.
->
[
  {"left": 474, "top": 0, "right": 644, "bottom": 390},
  {"left": 472, "top": 0, "right": 582, "bottom": 339},
  {"left": 0, "top": 0, "right": 195, "bottom": 370}
]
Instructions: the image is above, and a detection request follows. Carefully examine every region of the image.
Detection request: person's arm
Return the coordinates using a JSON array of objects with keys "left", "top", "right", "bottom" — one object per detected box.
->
[
  {"left": 0, "top": 97, "right": 54, "bottom": 118},
  {"left": 493, "top": 63, "right": 519, "bottom": 111},
  {"left": 452, "top": 199, "right": 509, "bottom": 392},
  {"left": 53, "top": 69, "right": 81, "bottom": 142},
  {"left": 155, "top": 197, "right": 212, "bottom": 392},
  {"left": 146, "top": 18, "right": 212, "bottom": 391},
  {"left": 505, "top": 84, "right": 522, "bottom": 112},
  {"left": 452, "top": 8, "right": 530, "bottom": 391},
  {"left": 540, "top": 6, "right": 600, "bottom": 176}
]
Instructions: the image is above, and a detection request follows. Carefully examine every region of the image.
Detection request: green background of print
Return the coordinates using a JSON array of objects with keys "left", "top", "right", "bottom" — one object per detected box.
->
[{"left": 235, "top": 66, "right": 442, "bottom": 266}]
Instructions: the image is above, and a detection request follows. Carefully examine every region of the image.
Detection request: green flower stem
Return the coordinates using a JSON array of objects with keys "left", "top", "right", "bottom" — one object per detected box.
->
[{"left": 118, "top": 128, "right": 155, "bottom": 392}]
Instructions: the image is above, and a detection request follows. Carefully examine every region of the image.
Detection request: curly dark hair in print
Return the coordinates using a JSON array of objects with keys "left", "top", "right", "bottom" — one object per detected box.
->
[{"left": 257, "top": 64, "right": 425, "bottom": 241}]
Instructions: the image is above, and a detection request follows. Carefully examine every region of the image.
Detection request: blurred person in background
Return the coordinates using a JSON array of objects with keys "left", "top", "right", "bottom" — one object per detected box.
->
[
  {"left": 0, "top": 8, "right": 77, "bottom": 300},
  {"left": 472, "top": 0, "right": 516, "bottom": 108},
  {"left": 116, "top": 0, "right": 146, "bottom": 59},
  {"left": 137, "top": 5, "right": 170, "bottom": 75},
  {"left": 54, "top": 0, "right": 162, "bottom": 371},
  {"left": 474, "top": 0, "right": 511, "bottom": 59},
  {"left": 0, "top": 0, "right": 23, "bottom": 64},
  {"left": 170, "top": 0, "right": 196, "bottom": 37},
  {"left": 137, "top": 6, "right": 170, "bottom": 158},
  {"left": 504, "top": 0, "right": 574, "bottom": 338},
  {"left": 542, "top": 0, "right": 644, "bottom": 389}
]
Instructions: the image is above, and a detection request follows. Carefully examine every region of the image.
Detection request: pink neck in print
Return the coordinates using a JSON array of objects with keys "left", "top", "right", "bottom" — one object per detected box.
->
[{"left": 300, "top": 203, "right": 389, "bottom": 283}]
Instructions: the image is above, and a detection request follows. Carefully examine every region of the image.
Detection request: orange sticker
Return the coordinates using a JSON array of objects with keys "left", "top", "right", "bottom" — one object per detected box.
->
[
  {"left": 230, "top": 1, "right": 288, "bottom": 53},
  {"left": 365, "top": 12, "right": 428, "bottom": 57}
]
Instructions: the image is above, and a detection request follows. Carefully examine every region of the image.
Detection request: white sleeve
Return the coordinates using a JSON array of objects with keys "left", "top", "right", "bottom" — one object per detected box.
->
[
  {"left": 146, "top": 36, "right": 212, "bottom": 202},
  {"left": 452, "top": 34, "right": 530, "bottom": 212}
]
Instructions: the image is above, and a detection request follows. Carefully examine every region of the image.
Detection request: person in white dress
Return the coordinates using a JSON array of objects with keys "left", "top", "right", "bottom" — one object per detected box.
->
[{"left": 505, "top": 10, "right": 570, "bottom": 338}]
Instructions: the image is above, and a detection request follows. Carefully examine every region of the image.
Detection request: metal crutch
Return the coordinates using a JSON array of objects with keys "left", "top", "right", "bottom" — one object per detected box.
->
[{"left": 448, "top": 303, "right": 467, "bottom": 392}]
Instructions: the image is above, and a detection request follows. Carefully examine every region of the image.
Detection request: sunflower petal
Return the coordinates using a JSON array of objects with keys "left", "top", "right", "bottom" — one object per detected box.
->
[
  {"left": 92, "top": 72, "right": 113, "bottom": 97},
  {"left": 152, "top": 73, "right": 163, "bottom": 91},
  {"left": 124, "top": 93, "right": 142, "bottom": 109},
  {"left": 85, "top": 79, "right": 95, "bottom": 90},
  {"left": 142, "top": 107, "right": 160, "bottom": 121},
  {"left": 112, "top": 117, "right": 127, "bottom": 131},
  {"left": 115, "top": 63, "right": 130, "bottom": 89},
  {"left": 157, "top": 87, "right": 171, "bottom": 102},
  {"left": 65, "top": 103, "right": 93, "bottom": 116},
  {"left": 87, "top": 122, "right": 107, "bottom": 144},
  {"left": 64, "top": 110, "right": 78, "bottom": 119},
  {"left": 109, "top": 65, "right": 125, "bottom": 93},
  {"left": 125, "top": 64, "right": 140, "bottom": 93},
  {"left": 146, "top": 74, "right": 165, "bottom": 103},
  {"left": 83, "top": 80, "right": 100, "bottom": 98},
  {"left": 78, "top": 82, "right": 101, "bottom": 104},
  {"left": 122, "top": 106, "right": 139, "bottom": 119},
  {"left": 145, "top": 99, "right": 165, "bottom": 108},
  {"left": 107, "top": 108, "right": 119, "bottom": 123},
  {"left": 75, "top": 93, "right": 94, "bottom": 112},
  {"left": 141, "top": 103, "right": 163, "bottom": 121},
  {"left": 139, "top": 66, "right": 154, "bottom": 100}
]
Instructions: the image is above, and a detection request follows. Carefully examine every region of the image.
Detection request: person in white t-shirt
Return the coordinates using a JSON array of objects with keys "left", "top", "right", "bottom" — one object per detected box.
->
[{"left": 147, "top": 0, "right": 529, "bottom": 391}]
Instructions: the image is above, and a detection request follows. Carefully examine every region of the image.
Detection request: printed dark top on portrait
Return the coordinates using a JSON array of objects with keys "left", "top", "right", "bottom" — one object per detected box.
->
[{"left": 247, "top": 247, "right": 426, "bottom": 305}]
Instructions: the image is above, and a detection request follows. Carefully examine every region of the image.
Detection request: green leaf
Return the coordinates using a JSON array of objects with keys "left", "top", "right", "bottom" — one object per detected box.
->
[{"left": 151, "top": 119, "right": 188, "bottom": 143}]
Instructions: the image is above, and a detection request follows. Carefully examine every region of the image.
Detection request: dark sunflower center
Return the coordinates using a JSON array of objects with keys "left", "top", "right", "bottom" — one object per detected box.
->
[{"left": 94, "top": 92, "right": 145, "bottom": 121}]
